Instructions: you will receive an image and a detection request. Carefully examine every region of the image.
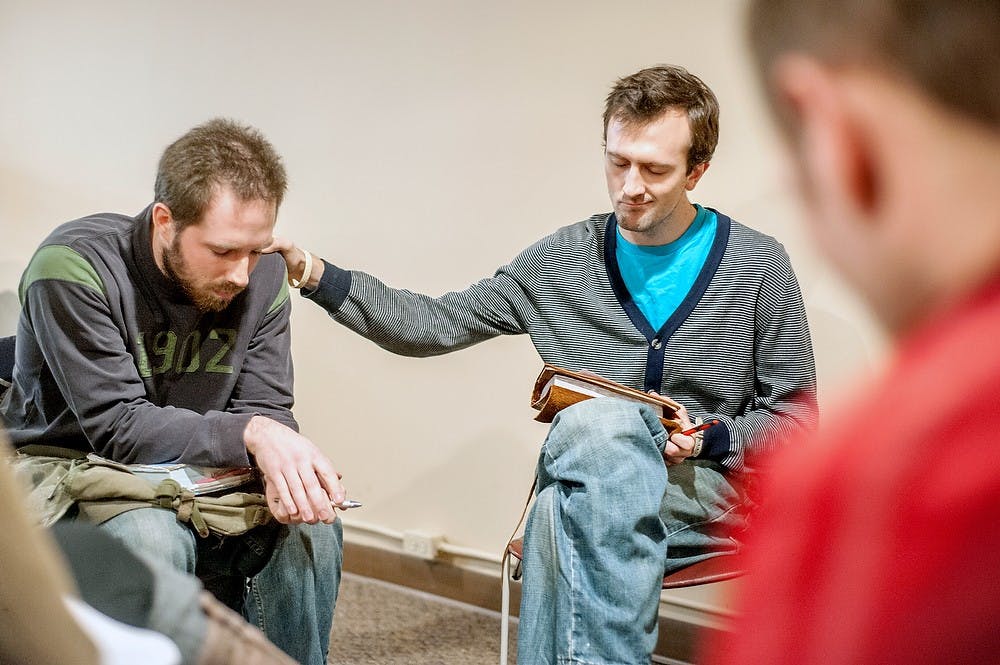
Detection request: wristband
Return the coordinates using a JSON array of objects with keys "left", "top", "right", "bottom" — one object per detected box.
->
[
  {"left": 690, "top": 433, "right": 704, "bottom": 458},
  {"left": 289, "top": 249, "right": 313, "bottom": 289},
  {"left": 689, "top": 416, "right": 705, "bottom": 458}
]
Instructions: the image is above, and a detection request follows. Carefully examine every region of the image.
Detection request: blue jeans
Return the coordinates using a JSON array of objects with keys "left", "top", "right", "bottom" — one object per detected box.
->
[
  {"left": 517, "top": 398, "right": 748, "bottom": 665},
  {"left": 100, "top": 507, "right": 343, "bottom": 665}
]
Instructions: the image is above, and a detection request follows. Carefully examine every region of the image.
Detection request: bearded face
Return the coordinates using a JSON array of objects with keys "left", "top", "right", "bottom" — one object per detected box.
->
[
  {"left": 161, "top": 232, "right": 246, "bottom": 312},
  {"left": 154, "top": 188, "right": 276, "bottom": 313}
]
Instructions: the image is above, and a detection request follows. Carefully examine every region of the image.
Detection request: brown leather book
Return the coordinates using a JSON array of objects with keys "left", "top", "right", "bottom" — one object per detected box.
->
[{"left": 530, "top": 364, "right": 683, "bottom": 433}]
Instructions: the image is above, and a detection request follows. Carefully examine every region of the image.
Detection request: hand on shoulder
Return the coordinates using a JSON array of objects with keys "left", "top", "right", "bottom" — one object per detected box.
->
[{"left": 262, "top": 237, "right": 324, "bottom": 290}]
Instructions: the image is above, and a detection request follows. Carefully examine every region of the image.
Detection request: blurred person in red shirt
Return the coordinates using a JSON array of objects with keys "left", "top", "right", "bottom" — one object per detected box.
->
[{"left": 709, "top": 1, "right": 1000, "bottom": 663}]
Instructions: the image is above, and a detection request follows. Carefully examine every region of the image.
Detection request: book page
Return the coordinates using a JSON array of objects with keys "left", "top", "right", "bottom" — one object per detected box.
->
[
  {"left": 86, "top": 454, "right": 254, "bottom": 495},
  {"left": 544, "top": 375, "right": 665, "bottom": 417}
]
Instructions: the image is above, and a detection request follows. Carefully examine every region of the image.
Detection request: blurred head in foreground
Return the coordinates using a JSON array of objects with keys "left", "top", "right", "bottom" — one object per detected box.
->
[
  {"left": 749, "top": 0, "right": 1000, "bottom": 335},
  {"left": 708, "top": 2, "right": 1000, "bottom": 664}
]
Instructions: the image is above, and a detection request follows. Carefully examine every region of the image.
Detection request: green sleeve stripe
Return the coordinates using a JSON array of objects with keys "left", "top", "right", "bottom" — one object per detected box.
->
[
  {"left": 19, "top": 245, "right": 105, "bottom": 303},
  {"left": 268, "top": 275, "right": 290, "bottom": 314}
]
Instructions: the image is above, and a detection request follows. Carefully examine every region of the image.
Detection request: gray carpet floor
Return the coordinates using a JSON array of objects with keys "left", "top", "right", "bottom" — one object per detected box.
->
[{"left": 328, "top": 572, "right": 517, "bottom": 664}]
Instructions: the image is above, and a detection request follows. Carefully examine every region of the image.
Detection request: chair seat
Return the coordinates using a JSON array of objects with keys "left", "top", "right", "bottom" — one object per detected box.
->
[{"left": 506, "top": 537, "right": 743, "bottom": 589}]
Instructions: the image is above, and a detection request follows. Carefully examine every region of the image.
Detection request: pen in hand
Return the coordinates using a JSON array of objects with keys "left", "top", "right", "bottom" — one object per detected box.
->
[
  {"left": 679, "top": 420, "right": 719, "bottom": 436},
  {"left": 269, "top": 498, "right": 362, "bottom": 518}
]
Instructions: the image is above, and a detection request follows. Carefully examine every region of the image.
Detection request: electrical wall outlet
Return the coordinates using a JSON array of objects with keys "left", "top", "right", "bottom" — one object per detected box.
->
[{"left": 402, "top": 531, "right": 441, "bottom": 560}]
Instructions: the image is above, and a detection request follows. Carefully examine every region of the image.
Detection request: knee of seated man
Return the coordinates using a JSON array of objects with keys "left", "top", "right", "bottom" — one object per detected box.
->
[
  {"left": 309, "top": 520, "right": 344, "bottom": 564},
  {"left": 99, "top": 507, "right": 196, "bottom": 573},
  {"left": 280, "top": 520, "right": 344, "bottom": 566},
  {"left": 551, "top": 397, "right": 663, "bottom": 447},
  {"left": 543, "top": 399, "right": 667, "bottom": 478}
]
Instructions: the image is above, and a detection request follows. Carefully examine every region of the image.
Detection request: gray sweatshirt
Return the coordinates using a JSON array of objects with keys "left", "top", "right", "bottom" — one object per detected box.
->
[{"left": 1, "top": 206, "right": 295, "bottom": 467}]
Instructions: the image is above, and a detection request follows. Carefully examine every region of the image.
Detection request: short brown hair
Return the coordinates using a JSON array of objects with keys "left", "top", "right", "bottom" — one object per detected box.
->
[
  {"left": 154, "top": 118, "right": 288, "bottom": 228},
  {"left": 748, "top": 0, "right": 1000, "bottom": 127},
  {"left": 603, "top": 65, "right": 720, "bottom": 173}
]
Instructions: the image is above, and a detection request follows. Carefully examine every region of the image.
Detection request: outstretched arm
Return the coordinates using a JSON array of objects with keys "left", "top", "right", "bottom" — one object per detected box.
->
[{"left": 264, "top": 236, "right": 532, "bottom": 357}]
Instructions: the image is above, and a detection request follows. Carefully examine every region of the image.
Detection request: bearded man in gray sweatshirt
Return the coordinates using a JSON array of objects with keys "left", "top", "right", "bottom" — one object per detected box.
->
[{"left": 1, "top": 118, "right": 345, "bottom": 665}]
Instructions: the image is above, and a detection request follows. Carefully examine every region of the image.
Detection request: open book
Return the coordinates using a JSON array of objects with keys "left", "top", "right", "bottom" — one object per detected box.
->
[
  {"left": 86, "top": 454, "right": 256, "bottom": 496},
  {"left": 530, "top": 364, "right": 683, "bottom": 433}
]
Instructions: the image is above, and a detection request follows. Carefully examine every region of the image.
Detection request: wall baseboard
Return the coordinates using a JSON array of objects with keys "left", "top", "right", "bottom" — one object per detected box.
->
[{"left": 343, "top": 541, "right": 724, "bottom": 664}]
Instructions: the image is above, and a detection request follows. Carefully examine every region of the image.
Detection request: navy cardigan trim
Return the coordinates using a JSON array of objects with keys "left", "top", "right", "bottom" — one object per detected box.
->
[
  {"left": 700, "top": 422, "right": 732, "bottom": 461},
  {"left": 303, "top": 260, "right": 353, "bottom": 312},
  {"left": 604, "top": 211, "right": 731, "bottom": 392}
]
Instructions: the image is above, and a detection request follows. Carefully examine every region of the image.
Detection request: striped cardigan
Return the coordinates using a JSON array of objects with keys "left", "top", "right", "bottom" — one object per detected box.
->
[{"left": 305, "top": 210, "right": 818, "bottom": 471}]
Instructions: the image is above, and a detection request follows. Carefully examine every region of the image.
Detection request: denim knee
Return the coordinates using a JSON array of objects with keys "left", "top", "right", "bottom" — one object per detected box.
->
[
  {"left": 99, "top": 507, "right": 197, "bottom": 574},
  {"left": 312, "top": 519, "right": 344, "bottom": 577},
  {"left": 542, "top": 398, "right": 667, "bottom": 479}
]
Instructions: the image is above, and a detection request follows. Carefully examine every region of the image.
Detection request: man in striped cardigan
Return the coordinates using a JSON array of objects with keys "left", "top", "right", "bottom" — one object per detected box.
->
[{"left": 270, "top": 65, "right": 818, "bottom": 664}]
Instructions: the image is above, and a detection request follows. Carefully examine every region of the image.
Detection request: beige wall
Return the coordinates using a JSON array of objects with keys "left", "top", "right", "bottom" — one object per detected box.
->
[{"left": 0, "top": 0, "right": 885, "bottom": 582}]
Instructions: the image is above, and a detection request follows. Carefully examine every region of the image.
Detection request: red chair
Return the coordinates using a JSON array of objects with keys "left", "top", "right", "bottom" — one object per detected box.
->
[{"left": 499, "top": 536, "right": 743, "bottom": 663}]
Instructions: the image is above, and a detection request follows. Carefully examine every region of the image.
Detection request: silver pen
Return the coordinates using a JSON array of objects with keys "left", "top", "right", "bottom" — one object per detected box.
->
[{"left": 334, "top": 499, "right": 363, "bottom": 509}]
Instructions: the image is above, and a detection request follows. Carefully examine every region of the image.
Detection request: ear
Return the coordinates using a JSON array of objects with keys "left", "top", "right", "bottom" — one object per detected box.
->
[
  {"left": 684, "top": 162, "right": 710, "bottom": 191},
  {"left": 151, "top": 202, "right": 176, "bottom": 243},
  {"left": 771, "top": 55, "right": 879, "bottom": 219}
]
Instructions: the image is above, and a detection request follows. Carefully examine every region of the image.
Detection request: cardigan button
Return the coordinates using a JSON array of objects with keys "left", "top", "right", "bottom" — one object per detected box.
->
[{"left": 651, "top": 339, "right": 662, "bottom": 349}]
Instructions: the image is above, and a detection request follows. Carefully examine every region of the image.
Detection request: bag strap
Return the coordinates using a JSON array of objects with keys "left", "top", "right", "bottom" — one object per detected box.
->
[
  {"left": 153, "top": 479, "right": 211, "bottom": 538},
  {"left": 17, "top": 444, "right": 88, "bottom": 460}
]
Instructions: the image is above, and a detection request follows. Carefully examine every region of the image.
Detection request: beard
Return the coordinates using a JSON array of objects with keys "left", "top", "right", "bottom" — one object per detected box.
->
[{"left": 161, "top": 237, "right": 243, "bottom": 312}]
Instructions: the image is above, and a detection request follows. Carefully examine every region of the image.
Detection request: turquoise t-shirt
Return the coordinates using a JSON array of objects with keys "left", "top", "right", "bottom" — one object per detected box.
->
[{"left": 615, "top": 204, "right": 717, "bottom": 331}]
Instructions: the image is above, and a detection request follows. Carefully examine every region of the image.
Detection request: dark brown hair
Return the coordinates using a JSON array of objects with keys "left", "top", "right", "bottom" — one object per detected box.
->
[
  {"left": 603, "top": 65, "right": 720, "bottom": 173},
  {"left": 748, "top": 0, "right": 1000, "bottom": 127},
  {"left": 154, "top": 118, "right": 288, "bottom": 228}
]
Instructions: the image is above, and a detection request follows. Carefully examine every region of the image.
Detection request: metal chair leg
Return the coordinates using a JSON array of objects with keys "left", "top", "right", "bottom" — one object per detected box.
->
[{"left": 500, "top": 553, "right": 511, "bottom": 665}]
